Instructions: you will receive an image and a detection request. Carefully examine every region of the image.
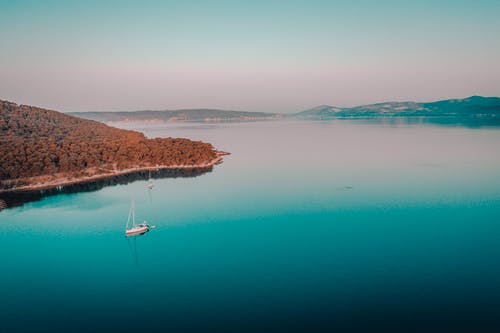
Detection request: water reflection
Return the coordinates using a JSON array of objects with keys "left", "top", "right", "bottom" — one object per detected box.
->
[
  {"left": 309, "top": 115, "right": 500, "bottom": 128},
  {"left": 0, "top": 166, "right": 213, "bottom": 210},
  {"left": 147, "top": 187, "right": 153, "bottom": 205},
  {"left": 127, "top": 235, "right": 141, "bottom": 266}
]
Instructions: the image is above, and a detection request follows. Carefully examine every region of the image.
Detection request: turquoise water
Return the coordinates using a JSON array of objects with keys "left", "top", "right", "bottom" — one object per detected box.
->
[{"left": 1, "top": 120, "right": 500, "bottom": 332}]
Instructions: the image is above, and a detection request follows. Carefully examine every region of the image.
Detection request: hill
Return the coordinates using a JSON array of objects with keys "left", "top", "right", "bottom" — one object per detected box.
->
[
  {"left": 70, "top": 109, "right": 281, "bottom": 123},
  {"left": 70, "top": 96, "right": 500, "bottom": 126},
  {"left": 293, "top": 96, "right": 500, "bottom": 121},
  {"left": 290, "top": 105, "right": 345, "bottom": 119},
  {"left": 0, "top": 100, "right": 221, "bottom": 192}
]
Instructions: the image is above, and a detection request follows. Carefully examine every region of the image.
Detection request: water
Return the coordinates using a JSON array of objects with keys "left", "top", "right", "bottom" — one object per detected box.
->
[{"left": 1, "top": 120, "right": 500, "bottom": 332}]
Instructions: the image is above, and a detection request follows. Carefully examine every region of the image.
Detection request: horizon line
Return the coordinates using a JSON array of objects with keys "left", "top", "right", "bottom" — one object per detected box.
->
[{"left": 2, "top": 94, "right": 499, "bottom": 114}]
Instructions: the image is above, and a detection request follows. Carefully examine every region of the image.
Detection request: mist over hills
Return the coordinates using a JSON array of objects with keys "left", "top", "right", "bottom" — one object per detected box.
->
[{"left": 69, "top": 96, "right": 500, "bottom": 126}]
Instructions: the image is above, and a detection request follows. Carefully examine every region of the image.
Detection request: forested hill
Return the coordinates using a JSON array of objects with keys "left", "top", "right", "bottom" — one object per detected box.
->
[
  {"left": 71, "top": 109, "right": 280, "bottom": 123},
  {"left": 293, "top": 96, "right": 500, "bottom": 119},
  {"left": 0, "top": 100, "right": 218, "bottom": 190}
]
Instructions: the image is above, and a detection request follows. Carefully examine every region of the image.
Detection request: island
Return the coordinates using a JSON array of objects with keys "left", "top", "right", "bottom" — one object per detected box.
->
[{"left": 0, "top": 100, "right": 228, "bottom": 209}]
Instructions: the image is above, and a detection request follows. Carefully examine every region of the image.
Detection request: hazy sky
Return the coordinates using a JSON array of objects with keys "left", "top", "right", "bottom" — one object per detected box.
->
[{"left": 1, "top": 0, "right": 499, "bottom": 112}]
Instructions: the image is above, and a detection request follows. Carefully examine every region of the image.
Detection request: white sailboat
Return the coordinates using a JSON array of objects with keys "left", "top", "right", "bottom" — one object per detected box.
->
[
  {"left": 147, "top": 170, "right": 154, "bottom": 189},
  {"left": 125, "top": 199, "right": 150, "bottom": 237}
]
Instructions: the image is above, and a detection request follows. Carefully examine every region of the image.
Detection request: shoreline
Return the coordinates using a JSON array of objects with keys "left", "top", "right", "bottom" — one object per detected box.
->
[{"left": 0, "top": 151, "right": 230, "bottom": 195}]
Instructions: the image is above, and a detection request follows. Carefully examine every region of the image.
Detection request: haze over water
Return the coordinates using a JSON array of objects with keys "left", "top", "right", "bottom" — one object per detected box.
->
[{"left": 1, "top": 120, "right": 499, "bottom": 332}]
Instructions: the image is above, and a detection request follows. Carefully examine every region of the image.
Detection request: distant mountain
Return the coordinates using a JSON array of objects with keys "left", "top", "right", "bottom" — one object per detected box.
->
[
  {"left": 422, "top": 96, "right": 500, "bottom": 115},
  {"left": 293, "top": 96, "right": 500, "bottom": 119},
  {"left": 291, "top": 105, "right": 345, "bottom": 119},
  {"left": 70, "top": 109, "right": 281, "bottom": 123},
  {"left": 68, "top": 96, "right": 500, "bottom": 126}
]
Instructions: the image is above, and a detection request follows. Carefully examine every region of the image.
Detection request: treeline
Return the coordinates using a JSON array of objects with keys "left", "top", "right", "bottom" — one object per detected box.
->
[
  {"left": 70, "top": 109, "right": 279, "bottom": 123},
  {"left": 0, "top": 100, "right": 217, "bottom": 186}
]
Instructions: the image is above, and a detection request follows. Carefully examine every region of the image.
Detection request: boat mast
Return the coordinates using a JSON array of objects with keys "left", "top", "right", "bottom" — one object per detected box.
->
[
  {"left": 126, "top": 198, "right": 136, "bottom": 229},
  {"left": 132, "top": 199, "right": 136, "bottom": 226}
]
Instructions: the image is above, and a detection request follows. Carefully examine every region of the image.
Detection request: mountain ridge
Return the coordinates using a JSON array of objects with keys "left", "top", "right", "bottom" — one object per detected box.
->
[
  {"left": 294, "top": 96, "right": 500, "bottom": 119},
  {"left": 70, "top": 109, "right": 281, "bottom": 123},
  {"left": 67, "top": 96, "right": 500, "bottom": 123}
]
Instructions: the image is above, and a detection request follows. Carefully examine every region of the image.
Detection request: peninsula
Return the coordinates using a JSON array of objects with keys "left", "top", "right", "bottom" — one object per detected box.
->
[{"left": 0, "top": 100, "right": 226, "bottom": 201}]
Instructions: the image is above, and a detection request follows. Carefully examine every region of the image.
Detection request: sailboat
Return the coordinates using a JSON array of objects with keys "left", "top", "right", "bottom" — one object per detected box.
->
[
  {"left": 147, "top": 170, "right": 154, "bottom": 189},
  {"left": 125, "top": 199, "right": 150, "bottom": 237}
]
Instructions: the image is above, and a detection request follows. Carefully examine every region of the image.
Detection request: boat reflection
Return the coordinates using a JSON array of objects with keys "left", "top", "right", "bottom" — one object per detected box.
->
[{"left": 127, "top": 235, "right": 140, "bottom": 266}]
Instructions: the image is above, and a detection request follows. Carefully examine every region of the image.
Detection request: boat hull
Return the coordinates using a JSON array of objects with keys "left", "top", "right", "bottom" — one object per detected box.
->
[{"left": 125, "top": 226, "right": 149, "bottom": 237}]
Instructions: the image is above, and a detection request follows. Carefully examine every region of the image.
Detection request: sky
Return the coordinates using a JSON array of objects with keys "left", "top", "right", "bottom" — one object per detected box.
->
[{"left": 1, "top": 0, "right": 499, "bottom": 112}]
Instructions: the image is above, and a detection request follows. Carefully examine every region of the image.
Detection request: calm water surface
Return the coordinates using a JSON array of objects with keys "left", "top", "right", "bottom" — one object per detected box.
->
[{"left": 1, "top": 120, "right": 500, "bottom": 332}]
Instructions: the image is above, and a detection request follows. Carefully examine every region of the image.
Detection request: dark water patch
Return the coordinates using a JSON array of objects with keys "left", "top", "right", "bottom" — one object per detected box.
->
[
  {"left": 0, "top": 166, "right": 212, "bottom": 211},
  {"left": 2, "top": 290, "right": 499, "bottom": 333}
]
